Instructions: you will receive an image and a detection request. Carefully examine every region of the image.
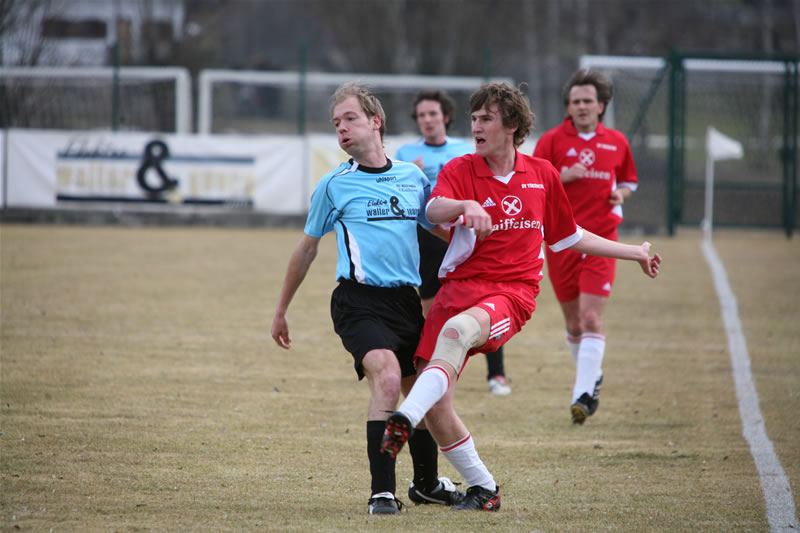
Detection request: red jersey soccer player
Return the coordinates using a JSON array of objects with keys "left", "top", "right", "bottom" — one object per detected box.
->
[
  {"left": 380, "top": 82, "right": 661, "bottom": 511},
  {"left": 534, "top": 69, "right": 638, "bottom": 424}
]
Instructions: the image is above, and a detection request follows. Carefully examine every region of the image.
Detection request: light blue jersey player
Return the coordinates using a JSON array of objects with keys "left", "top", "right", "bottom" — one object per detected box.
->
[
  {"left": 395, "top": 136, "right": 471, "bottom": 189},
  {"left": 272, "top": 84, "right": 466, "bottom": 515},
  {"left": 305, "top": 158, "right": 433, "bottom": 287}
]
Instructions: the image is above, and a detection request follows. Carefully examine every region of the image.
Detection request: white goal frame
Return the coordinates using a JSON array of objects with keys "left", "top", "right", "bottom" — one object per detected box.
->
[
  {"left": 197, "top": 70, "right": 514, "bottom": 135},
  {"left": 0, "top": 66, "right": 193, "bottom": 133}
]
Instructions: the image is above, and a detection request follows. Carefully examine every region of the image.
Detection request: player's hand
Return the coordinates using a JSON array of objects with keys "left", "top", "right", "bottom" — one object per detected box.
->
[
  {"left": 638, "top": 242, "right": 661, "bottom": 279},
  {"left": 561, "top": 163, "right": 587, "bottom": 183},
  {"left": 461, "top": 200, "right": 493, "bottom": 240},
  {"left": 412, "top": 156, "right": 424, "bottom": 171},
  {"left": 608, "top": 189, "right": 625, "bottom": 205},
  {"left": 271, "top": 314, "right": 292, "bottom": 349}
]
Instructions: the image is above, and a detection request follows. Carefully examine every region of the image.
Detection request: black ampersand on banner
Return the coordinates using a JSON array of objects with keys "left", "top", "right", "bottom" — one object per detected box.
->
[
  {"left": 390, "top": 196, "right": 405, "bottom": 217},
  {"left": 137, "top": 140, "right": 178, "bottom": 194}
]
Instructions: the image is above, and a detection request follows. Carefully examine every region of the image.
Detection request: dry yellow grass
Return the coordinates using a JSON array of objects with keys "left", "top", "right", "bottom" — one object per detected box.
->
[{"left": 1, "top": 224, "right": 798, "bottom": 532}]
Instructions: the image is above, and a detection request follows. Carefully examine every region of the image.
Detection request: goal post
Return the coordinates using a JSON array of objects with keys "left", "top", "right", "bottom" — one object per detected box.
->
[
  {"left": 196, "top": 69, "right": 514, "bottom": 136},
  {"left": 579, "top": 52, "right": 798, "bottom": 237},
  {"left": 0, "top": 66, "right": 192, "bottom": 133}
]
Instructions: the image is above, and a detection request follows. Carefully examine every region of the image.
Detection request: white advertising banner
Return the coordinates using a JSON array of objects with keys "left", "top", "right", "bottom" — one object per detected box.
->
[{"left": 5, "top": 129, "right": 305, "bottom": 214}]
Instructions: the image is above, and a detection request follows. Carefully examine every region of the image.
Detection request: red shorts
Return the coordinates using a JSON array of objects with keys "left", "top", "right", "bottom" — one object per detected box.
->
[
  {"left": 546, "top": 228, "right": 617, "bottom": 302},
  {"left": 414, "top": 278, "right": 539, "bottom": 366}
]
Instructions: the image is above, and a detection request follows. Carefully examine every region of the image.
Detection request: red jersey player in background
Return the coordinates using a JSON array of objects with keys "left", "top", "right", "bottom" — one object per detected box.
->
[
  {"left": 533, "top": 68, "right": 639, "bottom": 424},
  {"left": 380, "top": 82, "right": 661, "bottom": 511}
]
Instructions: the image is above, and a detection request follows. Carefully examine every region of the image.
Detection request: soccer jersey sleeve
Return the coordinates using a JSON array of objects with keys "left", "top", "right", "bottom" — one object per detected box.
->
[
  {"left": 616, "top": 138, "right": 638, "bottom": 190},
  {"left": 425, "top": 158, "right": 464, "bottom": 226},
  {"left": 303, "top": 176, "right": 339, "bottom": 238},
  {"left": 416, "top": 172, "right": 435, "bottom": 230}
]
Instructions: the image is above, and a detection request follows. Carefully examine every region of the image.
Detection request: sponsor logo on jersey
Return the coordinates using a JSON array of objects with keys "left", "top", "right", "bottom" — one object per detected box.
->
[
  {"left": 376, "top": 176, "right": 396, "bottom": 183},
  {"left": 597, "top": 143, "right": 617, "bottom": 151},
  {"left": 500, "top": 195, "right": 522, "bottom": 216},
  {"left": 583, "top": 168, "right": 612, "bottom": 180},
  {"left": 482, "top": 197, "right": 496, "bottom": 208},
  {"left": 492, "top": 217, "right": 542, "bottom": 231},
  {"left": 521, "top": 183, "right": 544, "bottom": 189},
  {"left": 566, "top": 147, "right": 578, "bottom": 157},
  {"left": 579, "top": 148, "right": 595, "bottom": 166},
  {"left": 365, "top": 195, "right": 418, "bottom": 220}
]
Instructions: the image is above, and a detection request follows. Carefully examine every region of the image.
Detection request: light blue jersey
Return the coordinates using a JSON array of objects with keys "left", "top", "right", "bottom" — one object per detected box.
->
[
  {"left": 395, "top": 136, "right": 472, "bottom": 188},
  {"left": 305, "top": 158, "right": 433, "bottom": 288}
]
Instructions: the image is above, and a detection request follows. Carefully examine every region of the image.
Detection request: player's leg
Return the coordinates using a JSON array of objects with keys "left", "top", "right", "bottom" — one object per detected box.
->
[
  {"left": 423, "top": 382, "right": 500, "bottom": 511},
  {"left": 361, "top": 349, "right": 404, "bottom": 514},
  {"left": 331, "top": 282, "right": 417, "bottom": 514},
  {"left": 485, "top": 346, "right": 511, "bottom": 395},
  {"left": 570, "top": 293, "right": 608, "bottom": 424},
  {"left": 546, "top": 247, "right": 582, "bottom": 370},
  {"left": 401, "top": 374, "right": 465, "bottom": 506},
  {"left": 571, "top": 253, "right": 615, "bottom": 424},
  {"left": 384, "top": 307, "right": 489, "bottom": 444}
]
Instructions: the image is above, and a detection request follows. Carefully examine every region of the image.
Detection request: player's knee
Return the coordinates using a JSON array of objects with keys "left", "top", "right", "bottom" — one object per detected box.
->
[
  {"left": 581, "top": 312, "right": 603, "bottom": 333},
  {"left": 431, "top": 314, "right": 481, "bottom": 371}
]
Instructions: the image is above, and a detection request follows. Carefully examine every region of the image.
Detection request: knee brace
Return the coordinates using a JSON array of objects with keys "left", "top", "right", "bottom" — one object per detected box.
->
[{"left": 431, "top": 314, "right": 482, "bottom": 373}]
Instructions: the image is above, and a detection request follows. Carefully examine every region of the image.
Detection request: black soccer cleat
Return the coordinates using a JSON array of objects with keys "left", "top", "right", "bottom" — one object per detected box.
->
[
  {"left": 572, "top": 374, "right": 603, "bottom": 425},
  {"left": 368, "top": 492, "right": 403, "bottom": 515},
  {"left": 451, "top": 485, "right": 501, "bottom": 511},
  {"left": 408, "top": 476, "right": 465, "bottom": 506},
  {"left": 380, "top": 412, "right": 413, "bottom": 458},
  {"left": 571, "top": 392, "right": 599, "bottom": 424}
]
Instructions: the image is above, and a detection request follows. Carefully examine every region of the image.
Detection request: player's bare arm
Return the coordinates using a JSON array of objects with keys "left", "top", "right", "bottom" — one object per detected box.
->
[
  {"left": 608, "top": 186, "right": 633, "bottom": 205},
  {"left": 561, "top": 163, "right": 587, "bottom": 183},
  {"left": 271, "top": 234, "right": 321, "bottom": 349},
  {"left": 427, "top": 197, "right": 493, "bottom": 240},
  {"left": 428, "top": 224, "right": 451, "bottom": 242},
  {"left": 569, "top": 229, "right": 661, "bottom": 278}
]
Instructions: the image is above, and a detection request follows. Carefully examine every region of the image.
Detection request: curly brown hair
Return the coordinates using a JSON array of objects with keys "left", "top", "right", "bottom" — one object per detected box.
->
[{"left": 469, "top": 82, "right": 534, "bottom": 148}]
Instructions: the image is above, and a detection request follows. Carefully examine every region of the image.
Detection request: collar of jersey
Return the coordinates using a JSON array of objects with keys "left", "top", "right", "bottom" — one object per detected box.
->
[
  {"left": 563, "top": 116, "right": 607, "bottom": 137},
  {"left": 348, "top": 157, "right": 392, "bottom": 174},
  {"left": 472, "top": 151, "right": 526, "bottom": 179}
]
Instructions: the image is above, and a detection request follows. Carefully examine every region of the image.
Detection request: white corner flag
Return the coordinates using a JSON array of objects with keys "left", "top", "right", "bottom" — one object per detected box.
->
[
  {"left": 707, "top": 126, "right": 744, "bottom": 161},
  {"left": 703, "top": 127, "right": 744, "bottom": 238}
]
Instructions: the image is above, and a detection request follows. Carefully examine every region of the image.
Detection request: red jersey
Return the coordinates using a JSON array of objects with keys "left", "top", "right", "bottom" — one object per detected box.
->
[
  {"left": 429, "top": 152, "right": 581, "bottom": 284},
  {"left": 533, "top": 118, "right": 637, "bottom": 236}
]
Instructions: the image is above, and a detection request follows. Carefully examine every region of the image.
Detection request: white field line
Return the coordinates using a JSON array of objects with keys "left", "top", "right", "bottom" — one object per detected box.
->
[{"left": 701, "top": 237, "right": 799, "bottom": 533}]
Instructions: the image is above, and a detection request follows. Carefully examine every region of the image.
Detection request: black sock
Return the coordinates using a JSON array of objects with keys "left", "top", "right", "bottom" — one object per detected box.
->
[
  {"left": 366, "top": 420, "right": 395, "bottom": 495},
  {"left": 408, "top": 428, "right": 439, "bottom": 492},
  {"left": 486, "top": 345, "right": 505, "bottom": 380}
]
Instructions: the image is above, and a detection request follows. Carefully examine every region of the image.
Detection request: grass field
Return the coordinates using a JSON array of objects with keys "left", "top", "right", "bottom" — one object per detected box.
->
[{"left": 1, "top": 224, "right": 798, "bottom": 532}]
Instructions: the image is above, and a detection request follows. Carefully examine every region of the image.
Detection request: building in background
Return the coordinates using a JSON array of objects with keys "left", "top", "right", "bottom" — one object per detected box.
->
[{"left": 2, "top": 0, "right": 185, "bottom": 66}]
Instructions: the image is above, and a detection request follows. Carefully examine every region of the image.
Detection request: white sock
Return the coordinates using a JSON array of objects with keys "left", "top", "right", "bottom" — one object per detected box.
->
[
  {"left": 565, "top": 332, "right": 580, "bottom": 364},
  {"left": 396, "top": 365, "right": 450, "bottom": 427},
  {"left": 573, "top": 333, "right": 605, "bottom": 403},
  {"left": 441, "top": 434, "right": 496, "bottom": 491}
]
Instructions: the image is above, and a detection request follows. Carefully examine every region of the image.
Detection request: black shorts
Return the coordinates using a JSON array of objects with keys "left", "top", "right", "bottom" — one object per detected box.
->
[
  {"left": 417, "top": 225, "right": 448, "bottom": 300},
  {"left": 330, "top": 280, "right": 424, "bottom": 380}
]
